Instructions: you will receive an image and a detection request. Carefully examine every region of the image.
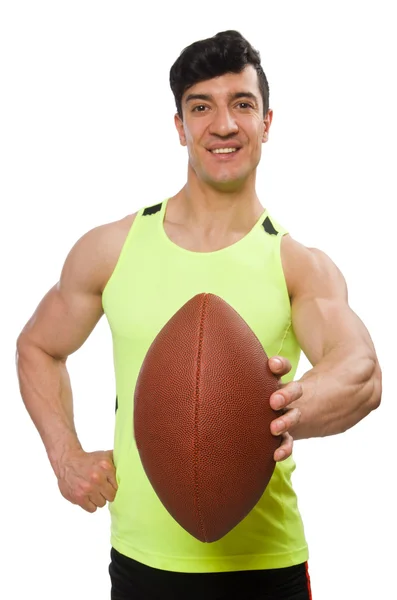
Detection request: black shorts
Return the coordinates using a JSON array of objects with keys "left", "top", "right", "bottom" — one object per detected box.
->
[{"left": 109, "top": 548, "right": 312, "bottom": 600}]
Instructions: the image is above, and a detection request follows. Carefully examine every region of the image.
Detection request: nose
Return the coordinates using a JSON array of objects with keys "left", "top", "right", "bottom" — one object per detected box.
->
[{"left": 209, "top": 107, "right": 239, "bottom": 137}]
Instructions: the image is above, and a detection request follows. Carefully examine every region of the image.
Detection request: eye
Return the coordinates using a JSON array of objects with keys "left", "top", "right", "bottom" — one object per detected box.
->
[
  {"left": 237, "top": 102, "right": 253, "bottom": 110},
  {"left": 192, "top": 104, "right": 208, "bottom": 113}
]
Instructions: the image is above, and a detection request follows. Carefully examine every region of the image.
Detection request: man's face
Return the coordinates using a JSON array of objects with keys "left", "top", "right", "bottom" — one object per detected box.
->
[{"left": 175, "top": 66, "right": 273, "bottom": 191}]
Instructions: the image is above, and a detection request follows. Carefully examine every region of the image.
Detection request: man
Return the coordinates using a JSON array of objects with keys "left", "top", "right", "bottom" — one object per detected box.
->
[{"left": 16, "top": 30, "right": 381, "bottom": 599}]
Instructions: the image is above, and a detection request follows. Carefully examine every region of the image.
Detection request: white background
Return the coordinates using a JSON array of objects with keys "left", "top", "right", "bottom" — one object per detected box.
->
[{"left": 1, "top": 1, "right": 395, "bottom": 598}]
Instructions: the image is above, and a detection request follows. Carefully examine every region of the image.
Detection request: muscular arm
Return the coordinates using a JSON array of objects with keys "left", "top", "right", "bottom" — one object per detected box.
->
[
  {"left": 16, "top": 227, "right": 107, "bottom": 475},
  {"left": 279, "top": 237, "right": 382, "bottom": 440},
  {"left": 16, "top": 216, "right": 136, "bottom": 512}
]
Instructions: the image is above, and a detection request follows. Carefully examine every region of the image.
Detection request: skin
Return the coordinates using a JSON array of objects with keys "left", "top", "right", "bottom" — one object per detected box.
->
[{"left": 16, "top": 65, "right": 382, "bottom": 513}]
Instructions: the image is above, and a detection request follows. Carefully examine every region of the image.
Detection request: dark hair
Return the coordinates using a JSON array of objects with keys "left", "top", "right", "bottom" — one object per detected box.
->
[{"left": 170, "top": 30, "right": 269, "bottom": 118}]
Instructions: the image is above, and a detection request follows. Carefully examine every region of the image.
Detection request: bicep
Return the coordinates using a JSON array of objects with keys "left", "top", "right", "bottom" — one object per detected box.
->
[
  {"left": 18, "top": 231, "right": 105, "bottom": 360},
  {"left": 290, "top": 248, "right": 376, "bottom": 366},
  {"left": 20, "top": 284, "right": 103, "bottom": 360}
]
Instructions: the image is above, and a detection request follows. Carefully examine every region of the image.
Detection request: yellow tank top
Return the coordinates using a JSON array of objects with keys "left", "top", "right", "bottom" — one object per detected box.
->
[{"left": 102, "top": 198, "right": 308, "bottom": 572}]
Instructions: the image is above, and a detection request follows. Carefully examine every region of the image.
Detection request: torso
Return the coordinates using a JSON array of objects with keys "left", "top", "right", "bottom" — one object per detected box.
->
[{"left": 96, "top": 205, "right": 310, "bottom": 304}]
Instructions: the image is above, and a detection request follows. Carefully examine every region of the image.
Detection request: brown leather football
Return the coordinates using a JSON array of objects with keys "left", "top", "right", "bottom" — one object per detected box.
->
[{"left": 134, "top": 293, "right": 280, "bottom": 543}]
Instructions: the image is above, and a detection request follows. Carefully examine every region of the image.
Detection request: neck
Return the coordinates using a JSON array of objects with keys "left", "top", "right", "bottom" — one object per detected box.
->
[{"left": 169, "top": 168, "right": 264, "bottom": 232}]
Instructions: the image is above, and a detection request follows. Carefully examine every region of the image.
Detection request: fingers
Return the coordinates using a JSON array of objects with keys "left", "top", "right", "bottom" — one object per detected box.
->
[
  {"left": 267, "top": 367, "right": 303, "bottom": 462},
  {"left": 87, "top": 492, "right": 108, "bottom": 509},
  {"left": 79, "top": 493, "right": 107, "bottom": 513},
  {"left": 89, "top": 469, "right": 118, "bottom": 502},
  {"left": 269, "top": 381, "right": 303, "bottom": 411},
  {"left": 107, "top": 474, "right": 118, "bottom": 494},
  {"left": 68, "top": 483, "right": 99, "bottom": 512},
  {"left": 67, "top": 477, "right": 115, "bottom": 511},
  {"left": 58, "top": 450, "right": 118, "bottom": 512},
  {"left": 99, "top": 457, "right": 118, "bottom": 492},
  {"left": 268, "top": 356, "right": 292, "bottom": 377},
  {"left": 76, "top": 473, "right": 113, "bottom": 510},
  {"left": 270, "top": 407, "right": 301, "bottom": 436},
  {"left": 81, "top": 498, "right": 99, "bottom": 513},
  {"left": 274, "top": 432, "right": 293, "bottom": 462}
]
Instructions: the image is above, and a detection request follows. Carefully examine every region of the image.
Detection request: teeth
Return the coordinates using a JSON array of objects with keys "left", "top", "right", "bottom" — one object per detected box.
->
[{"left": 211, "top": 148, "right": 238, "bottom": 154}]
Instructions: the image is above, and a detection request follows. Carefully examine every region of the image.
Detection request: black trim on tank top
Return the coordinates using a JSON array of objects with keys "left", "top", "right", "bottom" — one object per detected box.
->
[
  {"left": 143, "top": 203, "right": 162, "bottom": 216},
  {"left": 115, "top": 395, "right": 118, "bottom": 413},
  {"left": 262, "top": 216, "right": 279, "bottom": 235}
]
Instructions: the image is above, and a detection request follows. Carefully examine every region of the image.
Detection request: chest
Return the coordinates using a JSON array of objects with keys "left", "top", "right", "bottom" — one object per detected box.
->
[
  {"left": 104, "top": 247, "right": 292, "bottom": 364},
  {"left": 163, "top": 221, "right": 252, "bottom": 254}
]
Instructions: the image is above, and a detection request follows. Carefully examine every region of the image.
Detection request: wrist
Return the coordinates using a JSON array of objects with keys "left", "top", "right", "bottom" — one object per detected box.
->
[{"left": 47, "top": 436, "right": 83, "bottom": 479}]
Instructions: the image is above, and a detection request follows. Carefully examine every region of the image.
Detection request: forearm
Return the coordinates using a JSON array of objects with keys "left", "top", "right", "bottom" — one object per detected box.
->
[
  {"left": 290, "top": 346, "right": 382, "bottom": 440},
  {"left": 16, "top": 339, "right": 82, "bottom": 477}
]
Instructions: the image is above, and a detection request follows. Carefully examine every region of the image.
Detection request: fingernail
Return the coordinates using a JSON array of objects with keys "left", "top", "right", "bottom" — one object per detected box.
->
[
  {"left": 272, "top": 358, "right": 283, "bottom": 369},
  {"left": 277, "top": 450, "right": 285, "bottom": 460},
  {"left": 272, "top": 394, "right": 284, "bottom": 410}
]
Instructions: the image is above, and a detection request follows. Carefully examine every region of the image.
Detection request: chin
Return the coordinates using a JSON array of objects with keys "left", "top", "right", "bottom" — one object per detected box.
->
[
  {"left": 206, "top": 176, "right": 247, "bottom": 193},
  {"left": 208, "top": 169, "right": 250, "bottom": 189}
]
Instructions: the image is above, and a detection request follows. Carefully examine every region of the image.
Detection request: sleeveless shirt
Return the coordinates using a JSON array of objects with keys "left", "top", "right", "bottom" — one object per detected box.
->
[{"left": 102, "top": 198, "right": 308, "bottom": 572}]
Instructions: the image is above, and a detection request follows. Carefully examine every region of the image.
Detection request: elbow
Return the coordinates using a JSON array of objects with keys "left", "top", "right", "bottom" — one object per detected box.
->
[
  {"left": 367, "top": 358, "right": 382, "bottom": 412},
  {"left": 16, "top": 334, "right": 38, "bottom": 369},
  {"left": 16, "top": 333, "right": 32, "bottom": 362},
  {"left": 15, "top": 334, "right": 26, "bottom": 363},
  {"left": 15, "top": 334, "right": 32, "bottom": 377}
]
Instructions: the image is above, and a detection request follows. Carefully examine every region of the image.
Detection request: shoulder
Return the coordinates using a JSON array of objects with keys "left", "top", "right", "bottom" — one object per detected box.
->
[
  {"left": 61, "top": 212, "right": 138, "bottom": 295},
  {"left": 280, "top": 234, "right": 348, "bottom": 302}
]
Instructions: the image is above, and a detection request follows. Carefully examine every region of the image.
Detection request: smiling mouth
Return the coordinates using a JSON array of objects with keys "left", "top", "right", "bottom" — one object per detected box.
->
[{"left": 209, "top": 148, "right": 239, "bottom": 154}]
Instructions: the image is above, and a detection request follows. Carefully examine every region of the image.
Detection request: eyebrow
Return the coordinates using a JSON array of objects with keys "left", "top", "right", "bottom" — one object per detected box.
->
[{"left": 185, "top": 91, "right": 259, "bottom": 104}]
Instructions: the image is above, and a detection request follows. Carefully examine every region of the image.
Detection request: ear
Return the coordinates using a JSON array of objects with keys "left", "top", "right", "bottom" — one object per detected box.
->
[
  {"left": 174, "top": 113, "right": 187, "bottom": 147},
  {"left": 262, "top": 108, "right": 273, "bottom": 143}
]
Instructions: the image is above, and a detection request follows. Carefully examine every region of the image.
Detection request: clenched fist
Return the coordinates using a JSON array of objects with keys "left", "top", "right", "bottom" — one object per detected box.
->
[{"left": 57, "top": 449, "right": 118, "bottom": 513}]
